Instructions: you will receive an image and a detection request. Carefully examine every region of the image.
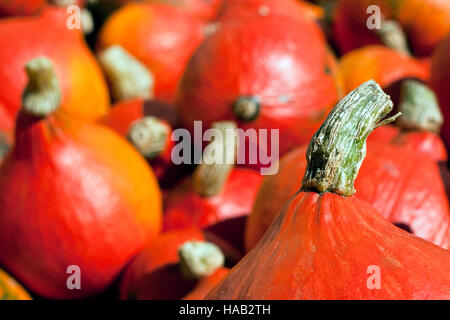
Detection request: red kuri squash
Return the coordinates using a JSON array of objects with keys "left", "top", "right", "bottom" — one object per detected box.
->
[
  {"left": 208, "top": 80, "right": 450, "bottom": 300},
  {"left": 177, "top": 14, "right": 341, "bottom": 165},
  {"left": 0, "top": 57, "right": 162, "bottom": 299}
]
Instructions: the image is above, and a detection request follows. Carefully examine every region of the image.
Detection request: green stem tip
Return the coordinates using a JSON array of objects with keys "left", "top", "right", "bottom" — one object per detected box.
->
[
  {"left": 302, "top": 80, "right": 399, "bottom": 196},
  {"left": 397, "top": 80, "right": 443, "bottom": 133},
  {"left": 22, "top": 57, "right": 61, "bottom": 117},
  {"left": 127, "top": 116, "right": 170, "bottom": 159},
  {"left": 178, "top": 241, "right": 225, "bottom": 280}
]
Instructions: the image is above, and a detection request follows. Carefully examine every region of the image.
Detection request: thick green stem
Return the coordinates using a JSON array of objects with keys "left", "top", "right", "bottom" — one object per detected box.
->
[
  {"left": 98, "top": 45, "right": 154, "bottom": 102},
  {"left": 193, "top": 121, "right": 238, "bottom": 197},
  {"left": 302, "top": 80, "right": 398, "bottom": 196},
  {"left": 397, "top": 80, "right": 443, "bottom": 133},
  {"left": 178, "top": 241, "right": 225, "bottom": 280},
  {"left": 376, "top": 20, "right": 411, "bottom": 56},
  {"left": 127, "top": 116, "right": 170, "bottom": 159},
  {"left": 22, "top": 57, "right": 61, "bottom": 117}
]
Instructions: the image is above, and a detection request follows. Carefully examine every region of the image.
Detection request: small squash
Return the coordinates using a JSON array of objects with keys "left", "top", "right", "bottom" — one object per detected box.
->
[
  {"left": 0, "top": 57, "right": 162, "bottom": 299},
  {"left": 0, "top": 6, "right": 109, "bottom": 121},
  {"left": 120, "top": 228, "right": 228, "bottom": 300},
  {"left": 208, "top": 80, "right": 450, "bottom": 300}
]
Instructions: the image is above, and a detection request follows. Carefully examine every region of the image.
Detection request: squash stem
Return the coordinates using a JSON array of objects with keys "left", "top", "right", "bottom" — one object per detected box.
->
[
  {"left": 22, "top": 57, "right": 61, "bottom": 117},
  {"left": 178, "top": 241, "right": 225, "bottom": 281},
  {"left": 128, "top": 116, "right": 170, "bottom": 160},
  {"left": 98, "top": 45, "right": 154, "bottom": 102},
  {"left": 376, "top": 20, "right": 411, "bottom": 56},
  {"left": 193, "top": 121, "right": 238, "bottom": 197},
  {"left": 302, "top": 80, "right": 398, "bottom": 196},
  {"left": 397, "top": 80, "right": 443, "bottom": 133}
]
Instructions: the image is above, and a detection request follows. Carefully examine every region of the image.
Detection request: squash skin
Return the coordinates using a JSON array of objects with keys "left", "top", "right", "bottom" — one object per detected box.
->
[
  {"left": 338, "top": 46, "right": 429, "bottom": 94},
  {"left": 0, "top": 269, "right": 32, "bottom": 300},
  {"left": 245, "top": 143, "right": 450, "bottom": 251},
  {"left": 177, "top": 15, "right": 340, "bottom": 162},
  {"left": 0, "top": 0, "right": 46, "bottom": 17},
  {"left": 0, "top": 110, "right": 162, "bottom": 299},
  {"left": 148, "top": 0, "right": 224, "bottom": 21},
  {"left": 209, "top": 192, "right": 450, "bottom": 300},
  {"left": 333, "top": 0, "right": 450, "bottom": 57},
  {"left": 218, "top": 0, "right": 324, "bottom": 22},
  {"left": 98, "top": 3, "right": 206, "bottom": 104},
  {"left": 430, "top": 34, "right": 450, "bottom": 155},
  {"left": 0, "top": 7, "right": 109, "bottom": 121}
]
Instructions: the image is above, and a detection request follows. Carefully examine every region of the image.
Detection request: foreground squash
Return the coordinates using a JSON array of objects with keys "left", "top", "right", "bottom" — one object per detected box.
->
[
  {"left": 208, "top": 81, "right": 450, "bottom": 299},
  {"left": 0, "top": 269, "right": 31, "bottom": 300},
  {"left": 177, "top": 14, "right": 341, "bottom": 164},
  {"left": 0, "top": 57, "right": 162, "bottom": 299},
  {"left": 0, "top": 6, "right": 109, "bottom": 121},
  {"left": 246, "top": 80, "right": 450, "bottom": 251},
  {"left": 120, "top": 228, "right": 228, "bottom": 300}
]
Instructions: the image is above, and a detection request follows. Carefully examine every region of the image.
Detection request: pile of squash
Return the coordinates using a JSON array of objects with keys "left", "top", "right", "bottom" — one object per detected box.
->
[{"left": 0, "top": 0, "right": 449, "bottom": 300}]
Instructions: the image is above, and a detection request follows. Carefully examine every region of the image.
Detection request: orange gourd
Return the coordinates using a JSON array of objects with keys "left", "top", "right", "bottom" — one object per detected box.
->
[
  {"left": 0, "top": 57, "right": 162, "bottom": 299},
  {"left": 0, "top": 269, "right": 32, "bottom": 300},
  {"left": 0, "top": 6, "right": 109, "bottom": 121},
  {"left": 97, "top": 3, "right": 206, "bottom": 104},
  {"left": 208, "top": 81, "right": 450, "bottom": 300},
  {"left": 333, "top": 0, "right": 450, "bottom": 57}
]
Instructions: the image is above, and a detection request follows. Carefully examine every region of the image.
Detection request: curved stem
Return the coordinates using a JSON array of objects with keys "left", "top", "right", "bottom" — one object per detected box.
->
[
  {"left": 376, "top": 20, "right": 411, "bottom": 56},
  {"left": 302, "top": 80, "right": 398, "bottom": 196},
  {"left": 22, "top": 57, "right": 61, "bottom": 117},
  {"left": 127, "top": 116, "right": 170, "bottom": 159},
  {"left": 397, "top": 80, "right": 443, "bottom": 133},
  {"left": 98, "top": 45, "right": 154, "bottom": 102},
  {"left": 178, "top": 241, "right": 225, "bottom": 280},
  {"left": 193, "top": 121, "right": 238, "bottom": 197}
]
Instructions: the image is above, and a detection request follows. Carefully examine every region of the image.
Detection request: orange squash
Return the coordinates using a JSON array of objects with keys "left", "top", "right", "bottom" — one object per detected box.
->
[
  {"left": 208, "top": 81, "right": 450, "bottom": 300},
  {"left": 97, "top": 3, "right": 206, "bottom": 104},
  {"left": 0, "top": 269, "right": 31, "bottom": 300},
  {"left": 0, "top": 57, "right": 162, "bottom": 299},
  {"left": 339, "top": 46, "right": 429, "bottom": 94},
  {"left": 0, "top": 6, "right": 109, "bottom": 121}
]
